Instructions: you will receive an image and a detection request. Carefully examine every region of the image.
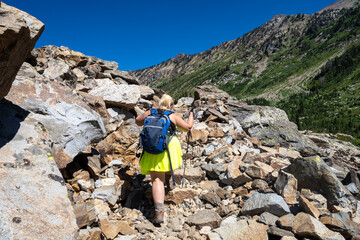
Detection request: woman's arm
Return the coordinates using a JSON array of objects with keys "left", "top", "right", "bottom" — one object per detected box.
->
[
  {"left": 135, "top": 109, "right": 151, "bottom": 126},
  {"left": 172, "top": 111, "right": 194, "bottom": 132}
]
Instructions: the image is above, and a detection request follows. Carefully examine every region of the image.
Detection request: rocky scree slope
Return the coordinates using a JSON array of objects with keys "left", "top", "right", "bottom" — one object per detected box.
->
[
  {"left": 3, "top": 43, "right": 360, "bottom": 239},
  {"left": 133, "top": 0, "right": 360, "bottom": 144},
  {"left": 1, "top": 2, "right": 360, "bottom": 240}
]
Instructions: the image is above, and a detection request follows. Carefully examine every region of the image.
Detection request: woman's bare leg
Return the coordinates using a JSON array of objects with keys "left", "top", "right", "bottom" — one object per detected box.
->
[
  {"left": 150, "top": 171, "right": 165, "bottom": 203},
  {"left": 150, "top": 171, "right": 166, "bottom": 223}
]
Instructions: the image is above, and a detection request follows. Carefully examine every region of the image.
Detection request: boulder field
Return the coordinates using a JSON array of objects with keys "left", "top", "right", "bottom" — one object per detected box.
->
[{"left": 1, "top": 3, "right": 360, "bottom": 240}]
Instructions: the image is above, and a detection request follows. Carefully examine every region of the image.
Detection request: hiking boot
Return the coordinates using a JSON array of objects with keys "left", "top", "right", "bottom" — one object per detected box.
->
[{"left": 153, "top": 210, "right": 164, "bottom": 225}]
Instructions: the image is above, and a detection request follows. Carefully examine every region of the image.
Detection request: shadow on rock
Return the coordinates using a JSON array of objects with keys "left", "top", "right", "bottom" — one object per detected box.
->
[{"left": 0, "top": 99, "right": 29, "bottom": 148}]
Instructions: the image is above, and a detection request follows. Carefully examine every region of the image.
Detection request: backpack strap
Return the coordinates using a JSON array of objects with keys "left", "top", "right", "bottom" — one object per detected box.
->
[
  {"left": 163, "top": 110, "right": 174, "bottom": 116},
  {"left": 164, "top": 111, "right": 175, "bottom": 187},
  {"left": 150, "top": 108, "right": 157, "bottom": 115}
]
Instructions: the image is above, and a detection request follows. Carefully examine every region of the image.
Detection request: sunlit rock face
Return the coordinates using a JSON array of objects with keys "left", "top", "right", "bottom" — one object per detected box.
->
[
  {"left": 0, "top": 100, "right": 78, "bottom": 239},
  {"left": 0, "top": 3, "right": 44, "bottom": 100}
]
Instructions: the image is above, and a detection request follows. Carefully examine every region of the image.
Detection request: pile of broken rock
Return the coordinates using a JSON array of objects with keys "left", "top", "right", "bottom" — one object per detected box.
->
[
  {"left": 65, "top": 85, "right": 360, "bottom": 240},
  {"left": 1, "top": 38, "right": 359, "bottom": 239},
  {"left": 2, "top": 3, "right": 360, "bottom": 239}
]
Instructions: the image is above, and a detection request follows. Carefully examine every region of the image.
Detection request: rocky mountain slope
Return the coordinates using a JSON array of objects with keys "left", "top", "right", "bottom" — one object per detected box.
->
[
  {"left": 1, "top": 2, "right": 360, "bottom": 240},
  {"left": 133, "top": 0, "right": 360, "bottom": 144}
]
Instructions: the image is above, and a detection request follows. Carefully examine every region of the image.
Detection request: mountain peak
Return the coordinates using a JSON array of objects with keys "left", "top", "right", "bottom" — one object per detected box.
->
[{"left": 318, "top": 0, "right": 359, "bottom": 13}]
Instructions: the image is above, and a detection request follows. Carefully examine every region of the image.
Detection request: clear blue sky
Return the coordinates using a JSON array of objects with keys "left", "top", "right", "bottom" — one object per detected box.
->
[{"left": 6, "top": 0, "right": 337, "bottom": 71}]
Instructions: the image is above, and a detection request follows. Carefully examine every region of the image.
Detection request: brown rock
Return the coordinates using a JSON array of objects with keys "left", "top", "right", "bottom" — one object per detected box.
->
[
  {"left": 87, "top": 154, "right": 102, "bottom": 177},
  {"left": 320, "top": 215, "right": 345, "bottom": 232},
  {"left": 250, "top": 137, "right": 262, "bottom": 147},
  {"left": 320, "top": 213, "right": 360, "bottom": 239},
  {"left": 274, "top": 171, "right": 298, "bottom": 204},
  {"left": 276, "top": 213, "right": 295, "bottom": 231},
  {"left": 300, "top": 189, "right": 328, "bottom": 209},
  {"left": 117, "top": 221, "right": 137, "bottom": 235},
  {"left": 209, "top": 128, "right": 225, "bottom": 138},
  {"left": 278, "top": 147, "right": 301, "bottom": 159},
  {"left": 73, "top": 169, "right": 91, "bottom": 181},
  {"left": 299, "top": 195, "right": 320, "bottom": 218},
  {"left": 73, "top": 202, "right": 90, "bottom": 228},
  {"left": 72, "top": 183, "right": 81, "bottom": 192},
  {"left": 233, "top": 173, "right": 253, "bottom": 186},
  {"left": 205, "top": 114, "right": 218, "bottom": 123},
  {"left": 194, "top": 85, "right": 230, "bottom": 102},
  {"left": 99, "top": 216, "right": 123, "bottom": 239},
  {"left": 207, "top": 108, "right": 229, "bottom": 123},
  {"left": 78, "top": 91, "right": 111, "bottom": 118},
  {"left": 251, "top": 179, "right": 269, "bottom": 191},
  {"left": 186, "top": 210, "right": 222, "bottom": 229},
  {"left": 77, "top": 229, "right": 90, "bottom": 240},
  {"left": 293, "top": 212, "right": 345, "bottom": 239},
  {"left": 255, "top": 161, "right": 274, "bottom": 175},
  {"left": 280, "top": 237, "right": 298, "bottom": 240},
  {"left": 174, "top": 167, "right": 205, "bottom": 184},
  {"left": 245, "top": 164, "right": 268, "bottom": 179},
  {"left": 199, "top": 181, "right": 220, "bottom": 190},
  {"left": 232, "top": 186, "right": 249, "bottom": 196},
  {"left": 269, "top": 157, "right": 292, "bottom": 172},
  {"left": 0, "top": 3, "right": 44, "bottom": 99},
  {"left": 93, "top": 199, "right": 111, "bottom": 216},
  {"left": 190, "top": 129, "right": 209, "bottom": 143},
  {"left": 88, "top": 228, "right": 102, "bottom": 240},
  {"left": 165, "top": 188, "right": 200, "bottom": 205},
  {"left": 259, "top": 145, "right": 300, "bottom": 160},
  {"left": 214, "top": 219, "right": 268, "bottom": 240},
  {"left": 221, "top": 155, "right": 249, "bottom": 186}
]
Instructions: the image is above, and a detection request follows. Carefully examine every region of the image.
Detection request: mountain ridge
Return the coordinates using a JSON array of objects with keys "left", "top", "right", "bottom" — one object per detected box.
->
[
  {"left": 133, "top": 0, "right": 360, "bottom": 144},
  {"left": 133, "top": 0, "right": 358, "bottom": 86}
]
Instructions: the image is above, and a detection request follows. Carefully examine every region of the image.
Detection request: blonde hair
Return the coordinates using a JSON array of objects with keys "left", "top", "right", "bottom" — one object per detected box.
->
[{"left": 159, "top": 94, "right": 174, "bottom": 110}]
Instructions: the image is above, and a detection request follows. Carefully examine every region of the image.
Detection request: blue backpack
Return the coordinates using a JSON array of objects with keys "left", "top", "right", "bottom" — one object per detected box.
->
[
  {"left": 140, "top": 109, "right": 177, "bottom": 187},
  {"left": 140, "top": 109, "right": 174, "bottom": 154}
]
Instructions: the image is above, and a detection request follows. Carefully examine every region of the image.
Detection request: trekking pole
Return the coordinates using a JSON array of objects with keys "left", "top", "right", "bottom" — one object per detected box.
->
[{"left": 181, "top": 127, "right": 191, "bottom": 188}]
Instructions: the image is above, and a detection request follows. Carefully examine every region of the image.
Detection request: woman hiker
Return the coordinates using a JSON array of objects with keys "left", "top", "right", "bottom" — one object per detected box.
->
[{"left": 135, "top": 94, "right": 194, "bottom": 224}]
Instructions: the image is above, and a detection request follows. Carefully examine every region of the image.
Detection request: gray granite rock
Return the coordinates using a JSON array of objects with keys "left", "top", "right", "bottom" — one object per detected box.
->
[
  {"left": 89, "top": 84, "right": 141, "bottom": 110},
  {"left": 284, "top": 156, "right": 354, "bottom": 209},
  {"left": 242, "top": 192, "right": 290, "bottom": 217},
  {"left": 0, "top": 100, "right": 78, "bottom": 239},
  {"left": 227, "top": 100, "right": 321, "bottom": 156}
]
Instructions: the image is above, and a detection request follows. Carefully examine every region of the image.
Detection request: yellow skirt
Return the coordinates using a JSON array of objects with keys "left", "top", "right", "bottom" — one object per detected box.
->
[{"left": 140, "top": 136, "right": 183, "bottom": 175}]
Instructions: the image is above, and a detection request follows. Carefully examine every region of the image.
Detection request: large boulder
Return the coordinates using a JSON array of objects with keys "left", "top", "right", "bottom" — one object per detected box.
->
[
  {"left": 227, "top": 99, "right": 320, "bottom": 156},
  {"left": 284, "top": 156, "right": 354, "bottom": 209},
  {"left": 242, "top": 192, "right": 291, "bottom": 217},
  {"left": 6, "top": 63, "right": 106, "bottom": 169},
  {"left": 34, "top": 45, "right": 89, "bottom": 68},
  {"left": 0, "top": 3, "right": 44, "bottom": 99},
  {"left": 89, "top": 84, "right": 141, "bottom": 110},
  {"left": 194, "top": 85, "right": 230, "bottom": 102},
  {"left": 0, "top": 100, "right": 78, "bottom": 239},
  {"left": 293, "top": 212, "right": 345, "bottom": 240}
]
